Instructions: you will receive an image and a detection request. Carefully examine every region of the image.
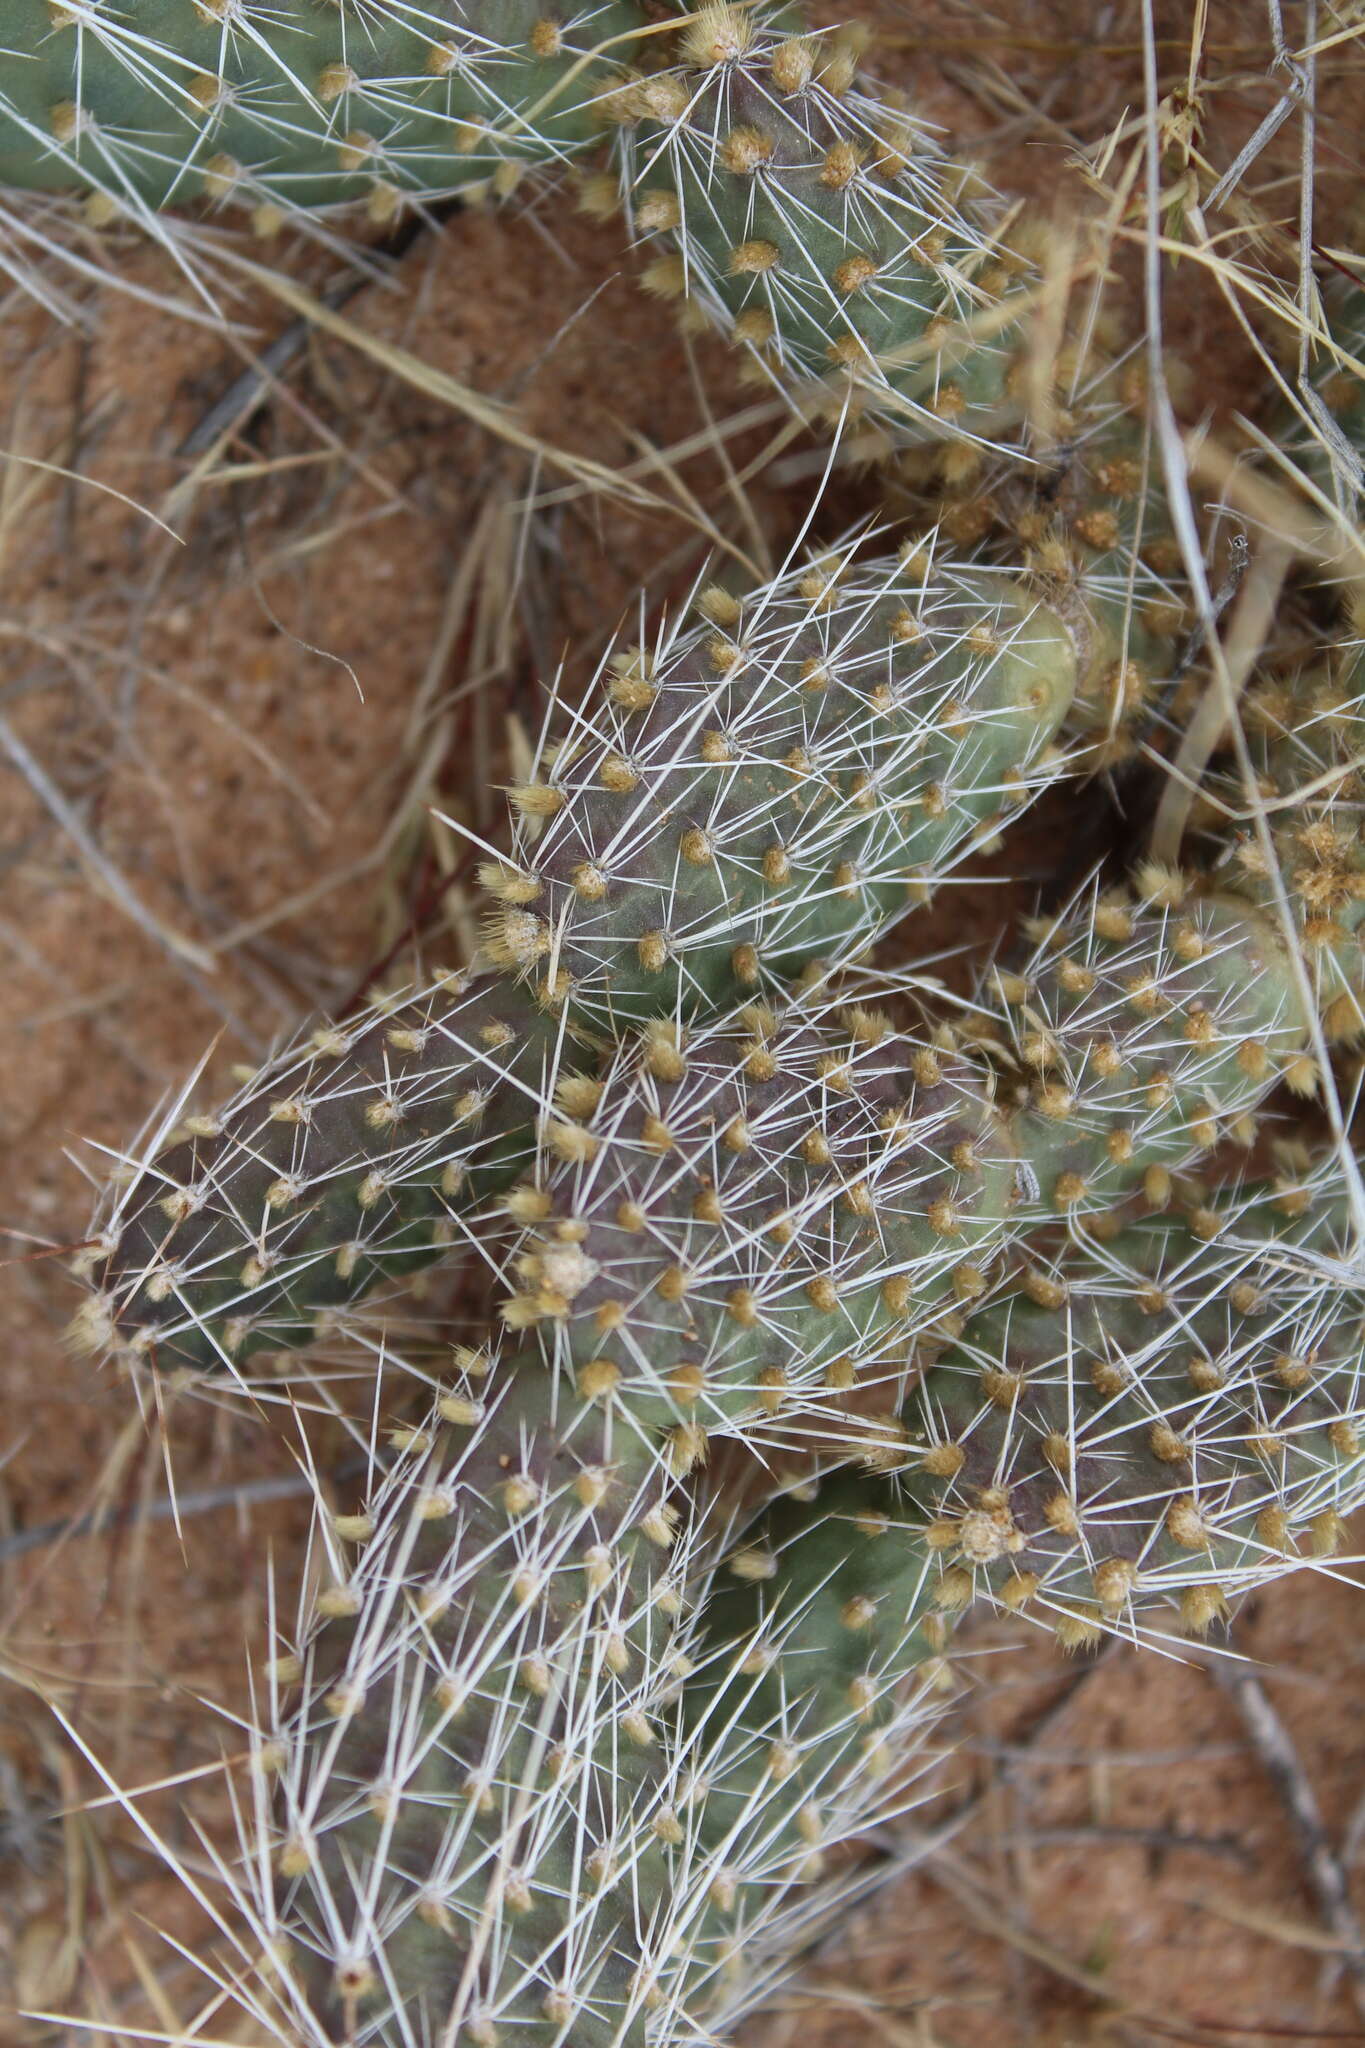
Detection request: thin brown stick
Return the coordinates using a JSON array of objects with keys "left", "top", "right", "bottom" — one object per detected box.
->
[{"left": 1205, "top": 1654, "right": 1365, "bottom": 2023}]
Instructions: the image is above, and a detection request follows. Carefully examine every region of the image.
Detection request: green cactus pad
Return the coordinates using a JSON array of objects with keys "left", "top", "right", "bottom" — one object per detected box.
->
[
  {"left": 982, "top": 872, "right": 1332, "bottom": 1222},
  {"left": 1203, "top": 648, "right": 1365, "bottom": 1043},
  {"left": 1, "top": 1, "right": 641, "bottom": 223},
  {"left": 607, "top": 8, "right": 1032, "bottom": 449},
  {"left": 69, "top": 970, "right": 579, "bottom": 1372},
  {"left": 74, "top": 544, "right": 1077, "bottom": 1375},
  {"left": 491, "top": 545, "right": 1078, "bottom": 1028},
  {"left": 905, "top": 1161, "right": 1365, "bottom": 1640},
  {"left": 494, "top": 995, "right": 1016, "bottom": 1444},
  {"left": 216, "top": 1255, "right": 957, "bottom": 2045},
  {"left": 657, "top": 1463, "right": 951, "bottom": 2030},
  {"left": 246, "top": 1325, "right": 695, "bottom": 2046},
  {"left": 922, "top": 356, "right": 1191, "bottom": 768}
]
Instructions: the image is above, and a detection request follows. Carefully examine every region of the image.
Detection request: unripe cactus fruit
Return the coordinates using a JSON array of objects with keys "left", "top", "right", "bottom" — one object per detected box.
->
[
  {"left": 2, "top": 1, "right": 642, "bottom": 224},
  {"left": 608, "top": 7, "right": 1032, "bottom": 448},
  {"left": 73, "top": 545, "right": 1078, "bottom": 1373}
]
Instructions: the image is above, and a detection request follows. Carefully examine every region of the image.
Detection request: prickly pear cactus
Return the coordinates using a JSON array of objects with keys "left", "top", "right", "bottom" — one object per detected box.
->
[
  {"left": 981, "top": 867, "right": 1336, "bottom": 1223},
  {"left": 490, "top": 546, "right": 1077, "bottom": 1025},
  {"left": 212, "top": 1139, "right": 1365, "bottom": 2045},
  {"left": 74, "top": 850, "right": 1356, "bottom": 1383},
  {"left": 1, "top": 1, "right": 642, "bottom": 223},
  {"left": 250, "top": 1314, "right": 695, "bottom": 2047},
  {"left": 904, "top": 1160, "right": 1365, "bottom": 1642},
  {"left": 488, "top": 995, "right": 1018, "bottom": 1444},
  {"left": 605, "top": 7, "right": 1033, "bottom": 448},
  {"left": 649, "top": 1158, "right": 1365, "bottom": 2021},
  {"left": 203, "top": 995, "right": 992, "bottom": 2044},
  {"left": 28, "top": 6, "right": 1365, "bottom": 2043},
  {"left": 69, "top": 969, "right": 571, "bottom": 1370},
  {"left": 212, "top": 984, "right": 1001, "bottom": 2040},
  {"left": 73, "top": 544, "right": 1078, "bottom": 1373},
  {"left": 227, "top": 1315, "right": 956, "bottom": 2047},
  {"left": 663, "top": 1460, "right": 954, "bottom": 2033},
  {"left": 920, "top": 354, "right": 1192, "bottom": 767}
]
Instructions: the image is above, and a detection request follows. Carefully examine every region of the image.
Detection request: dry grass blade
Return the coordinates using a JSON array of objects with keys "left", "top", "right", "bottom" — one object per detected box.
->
[
  {"left": 1148, "top": 533, "right": 1294, "bottom": 863},
  {"left": 0, "top": 712, "right": 215, "bottom": 974},
  {"left": 208, "top": 252, "right": 676, "bottom": 519},
  {"left": 2, "top": 448, "right": 182, "bottom": 546},
  {"left": 1188, "top": 432, "right": 1365, "bottom": 576},
  {"left": 1132, "top": 0, "right": 1365, "bottom": 1247}
]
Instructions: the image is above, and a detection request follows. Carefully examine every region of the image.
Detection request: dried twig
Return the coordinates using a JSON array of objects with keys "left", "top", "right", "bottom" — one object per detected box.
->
[
  {"left": 1205, "top": 1654, "right": 1365, "bottom": 2023},
  {"left": 0, "top": 1463, "right": 366, "bottom": 1568}
]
